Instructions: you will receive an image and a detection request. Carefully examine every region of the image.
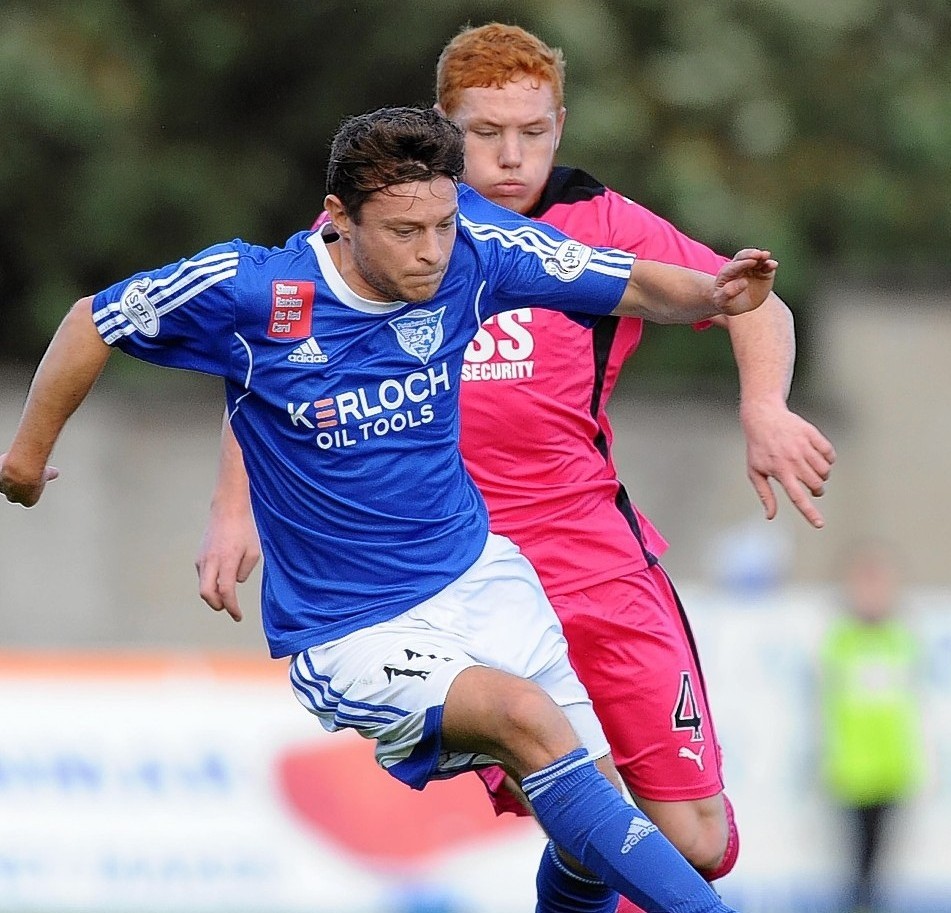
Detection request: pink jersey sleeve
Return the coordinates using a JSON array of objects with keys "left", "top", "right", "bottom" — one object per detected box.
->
[
  {"left": 570, "top": 188, "right": 729, "bottom": 273},
  {"left": 541, "top": 188, "right": 729, "bottom": 329}
]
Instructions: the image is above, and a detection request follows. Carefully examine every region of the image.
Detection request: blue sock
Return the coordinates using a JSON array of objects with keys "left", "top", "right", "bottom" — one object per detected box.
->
[
  {"left": 522, "top": 750, "right": 734, "bottom": 913},
  {"left": 535, "top": 839, "right": 619, "bottom": 913}
]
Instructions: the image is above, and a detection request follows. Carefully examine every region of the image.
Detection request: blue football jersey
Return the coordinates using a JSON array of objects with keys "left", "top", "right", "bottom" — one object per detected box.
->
[{"left": 91, "top": 184, "right": 635, "bottom": 657}]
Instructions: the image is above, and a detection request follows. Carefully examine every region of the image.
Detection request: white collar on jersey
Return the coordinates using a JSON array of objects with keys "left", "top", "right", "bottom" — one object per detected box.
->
[{"left": 306, "top": 225, "right": 408, "bottom": 315}]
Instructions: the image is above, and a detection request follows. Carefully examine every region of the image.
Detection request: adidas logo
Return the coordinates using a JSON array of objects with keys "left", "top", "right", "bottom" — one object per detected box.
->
[
  {"left": 288, "top": 337, "right": 328, "bottom": 364},
  {"left": 620, "top": 814, "right": 658, "bottom": 854}
]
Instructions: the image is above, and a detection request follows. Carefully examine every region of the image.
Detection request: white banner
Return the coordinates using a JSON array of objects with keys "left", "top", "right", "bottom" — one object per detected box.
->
[
  {"left": 1, "top": 590, "right": 949, "bottom": 912},
  {"left": 0, "top": 652, "right": 540, "bottom": 913}
]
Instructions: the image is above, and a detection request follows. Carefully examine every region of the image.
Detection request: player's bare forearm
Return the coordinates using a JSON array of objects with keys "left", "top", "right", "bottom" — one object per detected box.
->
[
  {"left": 612, "top": 249, "right": 777, "bottom": 324},
  {"left": 0, "top": 298, "right": 110, "bottom": 507},
  {"left": 195, "top": 414, "right": 260, "bottom": 621},
  {"left": 723, "top": 292, "right": 795, "bottom": 405},
  {"left": 210, "top": 415, "right": 253, "bottom": 517}
]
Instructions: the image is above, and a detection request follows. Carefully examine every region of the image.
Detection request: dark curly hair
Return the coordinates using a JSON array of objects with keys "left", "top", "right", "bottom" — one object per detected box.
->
[{"left": 326, "top": 106, "right": 465, "bottom": 222}]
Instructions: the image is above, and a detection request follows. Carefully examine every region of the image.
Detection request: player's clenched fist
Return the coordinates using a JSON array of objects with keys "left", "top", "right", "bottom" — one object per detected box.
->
[{"left": 0, "top": 453, "right": 59, "bottom": 508}]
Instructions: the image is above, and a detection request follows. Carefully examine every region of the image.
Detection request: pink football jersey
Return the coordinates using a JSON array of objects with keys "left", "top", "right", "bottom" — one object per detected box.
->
[{"left": 459, "top": 168, "right": 729, "bottom": 596}]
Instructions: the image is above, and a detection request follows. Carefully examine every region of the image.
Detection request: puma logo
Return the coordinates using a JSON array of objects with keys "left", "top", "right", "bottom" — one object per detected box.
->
[{"left": 678, "top": 745, "right": 705, "bottom": 771}]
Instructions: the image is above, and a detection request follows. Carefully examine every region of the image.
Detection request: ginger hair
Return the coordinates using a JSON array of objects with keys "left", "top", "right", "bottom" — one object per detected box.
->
[{"left": 436, "top": 23, "right": 566, "bottom": 116}]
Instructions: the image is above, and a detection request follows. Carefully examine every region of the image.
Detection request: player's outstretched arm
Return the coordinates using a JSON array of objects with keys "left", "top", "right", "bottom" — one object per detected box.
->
[
  {"left": 195, "top": 415, "right": 260, "bottom": 623},
  {"left": 714, "top": 292, "right": 836, "bottom": 528},
  {"left": 612, "top": 249, "right": 777, "bottom": 324},
  {"left": 0, "top": 298, "right": 109, "bottom": 508}
]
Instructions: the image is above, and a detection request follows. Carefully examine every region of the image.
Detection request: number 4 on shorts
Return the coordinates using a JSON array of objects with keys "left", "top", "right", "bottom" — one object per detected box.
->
[{"left": 671, "top": 670, "right": 704, "bottom": 742}]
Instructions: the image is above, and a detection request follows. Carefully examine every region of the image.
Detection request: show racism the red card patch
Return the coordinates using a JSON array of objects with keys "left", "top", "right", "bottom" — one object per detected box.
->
[{"left": 268, "top": 280, "right": 315, "bottom": 338}]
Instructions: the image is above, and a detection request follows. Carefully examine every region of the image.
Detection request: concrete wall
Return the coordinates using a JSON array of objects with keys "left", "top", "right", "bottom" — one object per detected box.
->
[{"left": 0, "top": 370, "right": 266, "bottom": 651}]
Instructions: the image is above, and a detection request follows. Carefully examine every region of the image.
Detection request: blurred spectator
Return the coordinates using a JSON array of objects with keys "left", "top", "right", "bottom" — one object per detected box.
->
[
  {"left": 705, "top": 517, "right": 794, "bottom": 597},
  {"left": 818, "top": 540, "right": 925, "bottom": 913}
]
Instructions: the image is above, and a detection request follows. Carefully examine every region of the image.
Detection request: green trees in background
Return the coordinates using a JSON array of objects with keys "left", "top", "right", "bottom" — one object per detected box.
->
[{"left": 2, "top": 0, "right": 949, "bottom": 390}]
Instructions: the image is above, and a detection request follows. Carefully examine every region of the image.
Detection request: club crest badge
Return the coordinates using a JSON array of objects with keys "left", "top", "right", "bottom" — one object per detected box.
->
[
  {"left": 119, "top": 278, "right": 160, "bottom": 337},
  {"left": 543, "top": 239, "right": 593, "bottom": 282},
  {"left": 388, "top": 307, "right": 446, "bottom": 364}
]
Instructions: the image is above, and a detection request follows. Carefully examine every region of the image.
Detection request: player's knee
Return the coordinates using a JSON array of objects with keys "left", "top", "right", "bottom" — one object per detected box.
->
[
  {"left": 443, "top": 667, "right": 581, "bottom": 779},
  {"left": 683, "top": 824, "right": 729, "bottom": 876},
  {"left": 675, "top": 802, "right": 738, "bottom": 880},
  {"left": 652, "top": 815, "right": 722, "bottom": 873},
  {"left": 697, "top": 794, "right": 740, "bottom": 881},
  {"left": 494, "top": 679, "right": 578, "bottom": 776},
  {"left": 637, "top": 794, "right": 732, "bottom": 874}
]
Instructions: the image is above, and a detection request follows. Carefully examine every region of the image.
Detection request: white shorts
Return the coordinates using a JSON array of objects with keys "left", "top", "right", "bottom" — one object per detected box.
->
[{"left": 289, "top": 532, "right": 609, "bottom": 789}]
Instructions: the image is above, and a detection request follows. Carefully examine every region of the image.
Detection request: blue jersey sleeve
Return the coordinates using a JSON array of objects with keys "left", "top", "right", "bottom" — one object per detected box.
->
[
  {"left": 91, "top": 242, "right": 241, "bottom": 376},
  {"left": 456, "top": 186, "right": 634, "bottom": 324}
]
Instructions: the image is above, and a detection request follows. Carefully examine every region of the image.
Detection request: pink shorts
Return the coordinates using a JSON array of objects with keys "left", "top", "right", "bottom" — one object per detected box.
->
[{"left": 478, "top": 563, "right": 724, "bottom": 813}]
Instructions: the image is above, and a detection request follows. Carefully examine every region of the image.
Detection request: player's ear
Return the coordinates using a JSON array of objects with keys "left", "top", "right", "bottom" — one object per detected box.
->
[{"left": 324, "top": 195, "right": 350, "bottom": 239}]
